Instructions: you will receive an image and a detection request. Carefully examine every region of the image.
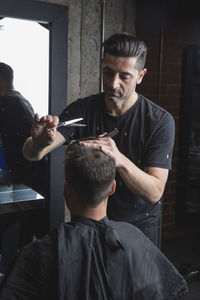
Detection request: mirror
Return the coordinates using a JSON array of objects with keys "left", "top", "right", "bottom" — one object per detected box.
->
[
  {"left": 0, "top": 0, "right": 68, "bottom": 230},
  {"left": 0, "top": 17, "right": 49, "bottom": 196}
]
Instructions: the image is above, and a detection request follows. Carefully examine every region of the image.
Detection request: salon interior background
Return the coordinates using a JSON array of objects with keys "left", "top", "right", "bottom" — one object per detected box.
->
[{"left": 4, "top": 0, "right": 200, "bottom": 238}]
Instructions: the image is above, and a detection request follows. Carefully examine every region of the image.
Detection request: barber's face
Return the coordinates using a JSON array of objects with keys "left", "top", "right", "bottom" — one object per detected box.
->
[{"left": 103, "top": 53, "right": 146, "bottom": 103}]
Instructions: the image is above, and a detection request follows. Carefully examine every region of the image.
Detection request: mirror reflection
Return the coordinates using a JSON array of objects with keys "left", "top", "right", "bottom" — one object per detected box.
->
[{"left": 0, "top": 17, "right": 49, "bottom": 197}]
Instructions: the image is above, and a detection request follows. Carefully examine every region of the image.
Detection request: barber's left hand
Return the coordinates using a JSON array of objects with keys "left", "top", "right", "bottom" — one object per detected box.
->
[{"left": 79, "top": 136, "right": 124, "bottom": 168}]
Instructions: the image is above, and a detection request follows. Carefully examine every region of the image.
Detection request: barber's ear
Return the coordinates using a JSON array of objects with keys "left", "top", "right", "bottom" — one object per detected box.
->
[
  {"left": 136, "top": 68, "right": 147, "bottom": 85},
  {"left": 108, "top": 180, "right": 116, "bottom": 196}
]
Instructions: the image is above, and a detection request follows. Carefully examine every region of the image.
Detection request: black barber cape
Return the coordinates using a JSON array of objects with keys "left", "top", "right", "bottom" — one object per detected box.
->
[{"left": 0, "top": 216, "right": 188, "bottom": 300}]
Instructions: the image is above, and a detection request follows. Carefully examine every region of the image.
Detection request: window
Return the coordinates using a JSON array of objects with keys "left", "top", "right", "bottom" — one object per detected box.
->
[{"left": 0, "top": 17, "right": 49, "bottom": 116}]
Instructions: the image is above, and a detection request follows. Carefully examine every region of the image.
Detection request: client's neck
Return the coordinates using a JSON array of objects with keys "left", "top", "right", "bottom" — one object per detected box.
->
[{"left": 70, "top": 199, "right": 107, "bottom": 221}]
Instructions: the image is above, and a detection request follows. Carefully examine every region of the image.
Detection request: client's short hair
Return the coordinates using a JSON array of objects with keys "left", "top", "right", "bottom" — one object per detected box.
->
[{"left": 64, "top": 138, "right": 116, "bottom": 207}]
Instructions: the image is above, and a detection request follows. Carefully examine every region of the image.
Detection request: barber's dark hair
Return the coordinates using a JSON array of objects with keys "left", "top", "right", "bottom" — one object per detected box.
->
[
  {"left": 0, "top": 62, "right": 13, "bottom": 84},
  {"left": 64, "top": 139, "right": 116, "bottom": 207},
  {"left": 103, "top": 32, "right": 147, "bottom": 71}
]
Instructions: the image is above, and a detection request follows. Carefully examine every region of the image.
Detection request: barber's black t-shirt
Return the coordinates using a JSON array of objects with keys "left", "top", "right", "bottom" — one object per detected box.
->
[{"left": 58, "top": 93, "right": 175, "bottom": 227}]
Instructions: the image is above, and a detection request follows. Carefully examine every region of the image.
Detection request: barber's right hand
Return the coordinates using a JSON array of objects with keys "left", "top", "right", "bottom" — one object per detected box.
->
[{"left": 31, "top": 113, "right": 59, "bottom": 147}]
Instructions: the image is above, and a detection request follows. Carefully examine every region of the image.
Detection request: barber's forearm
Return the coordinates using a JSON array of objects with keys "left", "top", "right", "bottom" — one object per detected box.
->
[
  {"left": 117, "top": 155, "right": 166, "bottom": 203},
  {"left": 22, "top": 137, "right": 46, "bottom": 161}
]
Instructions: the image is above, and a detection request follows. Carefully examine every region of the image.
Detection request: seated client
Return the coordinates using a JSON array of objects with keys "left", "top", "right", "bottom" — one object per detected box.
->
[{"left": 0, "top": 139, "right": 188, "bottom": 299}]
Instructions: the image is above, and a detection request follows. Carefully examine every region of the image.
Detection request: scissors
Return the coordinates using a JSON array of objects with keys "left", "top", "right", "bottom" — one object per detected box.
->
[{"left": 57, "top": 118, "right": 86, "bottom": 128}]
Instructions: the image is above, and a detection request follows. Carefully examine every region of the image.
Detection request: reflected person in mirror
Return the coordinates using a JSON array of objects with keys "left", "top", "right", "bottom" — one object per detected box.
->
[
  {"left": 0, "top": 62, "right": 47, "bottom": 195},
  {"left": 0, "top": 62, "right": 34, "bottom": 185}
]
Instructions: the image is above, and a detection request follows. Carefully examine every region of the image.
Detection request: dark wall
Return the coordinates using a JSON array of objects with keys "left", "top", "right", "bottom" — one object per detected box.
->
[{"left": 136, "top": 0, "right": 200, "bottom": 238}]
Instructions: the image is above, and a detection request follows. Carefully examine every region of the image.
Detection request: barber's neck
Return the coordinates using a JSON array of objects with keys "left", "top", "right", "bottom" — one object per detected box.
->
[
  {"left": 0, "top": 83, "right": 14, "bottom": 96},
  {"left": 69, "top": 198, "right": 108, "bottom": 221},
  {"left": 105, "top": 92, "right": 138, "bottom": 116}
]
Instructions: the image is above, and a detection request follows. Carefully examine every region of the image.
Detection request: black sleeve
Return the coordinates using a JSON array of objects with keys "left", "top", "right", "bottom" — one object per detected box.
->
[
  {"left": 57, "top": 99, "right": 86, "bottom": 144},
  {"left": 144, "top": 112, "right": 175, "bottom": 169},
  {"left": 57, "top": 104, "right": 77, "bottom": 144}
]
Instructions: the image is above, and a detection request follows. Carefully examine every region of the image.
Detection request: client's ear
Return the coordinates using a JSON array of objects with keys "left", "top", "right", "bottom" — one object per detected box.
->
[
  {"left": 64, "top": 180, "right": 69, "bottom": 199},
  {"left": 108, "top": 180, "right": 116, "bottom": 196},
  {"left": 64, "top": 180, "right": 72, "bottom": 210}
]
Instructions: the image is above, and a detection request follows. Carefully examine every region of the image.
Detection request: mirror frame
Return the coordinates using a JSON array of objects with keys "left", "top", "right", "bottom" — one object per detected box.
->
[{"left": 0, "top": 0, "right": 68, "bottom": 230}]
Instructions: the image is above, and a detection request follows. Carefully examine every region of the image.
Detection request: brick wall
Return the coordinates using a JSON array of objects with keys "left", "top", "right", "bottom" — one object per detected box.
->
[{"left": 136, "top": 0, "right": 200, "bottom": 238}]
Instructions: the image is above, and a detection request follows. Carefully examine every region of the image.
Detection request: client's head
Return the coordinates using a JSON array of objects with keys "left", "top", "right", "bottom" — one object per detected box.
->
[{"left": 64, "top": 139, "right": 116, "bottom": 219}]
